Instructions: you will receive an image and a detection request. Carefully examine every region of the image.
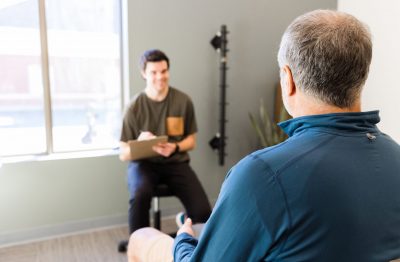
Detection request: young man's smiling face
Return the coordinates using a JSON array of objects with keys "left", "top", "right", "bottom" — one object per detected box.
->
[{"left": 141, "top": 60, "right": 170, "bottom": 95}]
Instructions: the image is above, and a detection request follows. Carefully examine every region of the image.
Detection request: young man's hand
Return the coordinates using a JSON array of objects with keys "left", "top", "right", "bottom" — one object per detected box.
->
[
  {"left": 137, "top": 131, "right": 156, "bottom": 141},
  {"left": 152, "top": 142, "right": 177, "bottom": 157},
  {"left": 177, "top": 218, "right": 195, "bottom": 237}
]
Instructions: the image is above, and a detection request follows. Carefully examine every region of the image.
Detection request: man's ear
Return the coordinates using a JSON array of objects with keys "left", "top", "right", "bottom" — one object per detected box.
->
[
  {"left": 282, "top": 65, "right": 296, "bottom": 96},
  {"left": 140, "top": 70, "right": 146, "bottom": 80}
]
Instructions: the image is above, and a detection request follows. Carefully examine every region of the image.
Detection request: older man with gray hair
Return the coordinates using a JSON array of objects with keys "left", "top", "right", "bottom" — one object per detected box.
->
[{"left": 129, "top": 9, "right": 400, "bottom": 262}]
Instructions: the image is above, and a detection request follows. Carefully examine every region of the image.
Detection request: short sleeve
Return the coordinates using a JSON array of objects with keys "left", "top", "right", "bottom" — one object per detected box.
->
[
  {"left": 184, "top": 97, "right": 198, "bottom": 136},
  {"left": 120, "top": 105, "right": 139, "bottom": 142}
]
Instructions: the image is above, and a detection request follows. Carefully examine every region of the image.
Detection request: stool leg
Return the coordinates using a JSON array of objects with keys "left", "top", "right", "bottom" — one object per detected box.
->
[{"left": 153, "top": 197, "right": 161, "bottom": 230}]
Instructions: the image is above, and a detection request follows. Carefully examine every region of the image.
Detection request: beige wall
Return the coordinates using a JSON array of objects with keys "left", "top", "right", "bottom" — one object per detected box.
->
[{"left": 339, "top": 0, "right": 400, "bottom": 142}]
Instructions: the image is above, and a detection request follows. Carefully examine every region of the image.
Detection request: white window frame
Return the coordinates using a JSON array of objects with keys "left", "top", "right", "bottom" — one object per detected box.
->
[{"left": 1, "top": 0, "right": 129, "bottom": 162}]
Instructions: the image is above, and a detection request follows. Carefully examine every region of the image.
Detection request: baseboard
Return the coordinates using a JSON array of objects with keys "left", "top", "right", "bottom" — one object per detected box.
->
[{"left": 0, "top": 198, "right": 217, "bottom": 248}]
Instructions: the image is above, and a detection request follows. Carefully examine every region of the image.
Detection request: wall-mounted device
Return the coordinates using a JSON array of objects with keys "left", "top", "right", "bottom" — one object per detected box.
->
[{"left": 209, "top": 25, "right": 228, "bottom": 166}]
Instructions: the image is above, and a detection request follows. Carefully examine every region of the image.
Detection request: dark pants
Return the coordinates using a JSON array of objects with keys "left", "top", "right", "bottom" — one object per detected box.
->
[{"left": 127, "top": 161, "right": 211, "bottom": 234}]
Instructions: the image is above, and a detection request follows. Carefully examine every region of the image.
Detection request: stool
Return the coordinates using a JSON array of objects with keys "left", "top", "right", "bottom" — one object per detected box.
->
[{"left": 152, "top": 184, "right": 174, "bottom": 230}]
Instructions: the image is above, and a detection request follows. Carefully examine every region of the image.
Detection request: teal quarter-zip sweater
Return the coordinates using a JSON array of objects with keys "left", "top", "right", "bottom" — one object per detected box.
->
[{"left": 174, "top": 111, "right": 400, "bottom": 262}]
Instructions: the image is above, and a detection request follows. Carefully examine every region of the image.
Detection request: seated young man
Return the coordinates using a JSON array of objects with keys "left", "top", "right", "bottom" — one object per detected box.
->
[{"left": 118, "top": 49, "right": 211, "bottom": 252}]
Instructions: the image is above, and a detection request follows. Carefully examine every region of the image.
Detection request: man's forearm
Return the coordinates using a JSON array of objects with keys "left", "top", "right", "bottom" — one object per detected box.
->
[
  {"left": 177, "top": 133, "right": 196, "bottom": 152},
  {"left": 119, "top": 141, "right": 131, "bottom": 161}
]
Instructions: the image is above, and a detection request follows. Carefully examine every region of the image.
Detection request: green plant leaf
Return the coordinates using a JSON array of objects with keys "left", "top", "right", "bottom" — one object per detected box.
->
[
  {"left": 249, "top": 112, "right": 268, "bottom": 147},
  {"left": 249, "top": 98, "right": 290, "bottom": 148}
]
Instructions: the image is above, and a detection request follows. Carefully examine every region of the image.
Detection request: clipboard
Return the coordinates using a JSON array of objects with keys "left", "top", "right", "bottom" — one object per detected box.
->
[{"left": 128, "top": 136, "right": 168, "bottom": 160}]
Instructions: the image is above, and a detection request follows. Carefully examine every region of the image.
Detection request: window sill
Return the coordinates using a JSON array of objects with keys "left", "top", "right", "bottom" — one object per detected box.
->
[{"left": 1, "top": 148, "right": 120, "bottom": 165}]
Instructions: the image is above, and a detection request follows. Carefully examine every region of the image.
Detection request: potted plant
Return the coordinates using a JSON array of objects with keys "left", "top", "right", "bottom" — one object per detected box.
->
[{"left": 248, "top": 85, "right": 291, "bottom": 148}]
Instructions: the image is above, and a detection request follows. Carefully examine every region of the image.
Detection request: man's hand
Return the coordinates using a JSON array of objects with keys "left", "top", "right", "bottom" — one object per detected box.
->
[
  {"left": 152, "top": 142, "right": 177, "bottom": 157},
  {"left": 138, "top": 131, "right": 156, "bottom": 141},
  {"left": 177, "top": 218, "right": 195, "bottom": 237}
]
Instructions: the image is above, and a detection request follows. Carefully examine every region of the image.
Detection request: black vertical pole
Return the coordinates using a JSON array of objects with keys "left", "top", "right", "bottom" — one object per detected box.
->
[{"left": 219, "top": 25, "right": 228, "bottom": 166}]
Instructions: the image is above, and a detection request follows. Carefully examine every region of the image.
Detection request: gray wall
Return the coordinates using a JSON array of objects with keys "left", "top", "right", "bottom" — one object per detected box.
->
[
  {"left": 0, "top": 0, "right": 336, "bottom": 246},
  {"left": 0, "top": 155, "right": 128, "bottom": 246},
  {"left": 127, "top": 0, "right": 337, "bottom": 202}
]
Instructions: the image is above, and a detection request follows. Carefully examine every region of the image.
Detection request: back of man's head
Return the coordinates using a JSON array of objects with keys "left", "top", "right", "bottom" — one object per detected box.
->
[
  {"left": 139, "top": 49, "right": 170, "bottom": 72},
  {"left": 278, "top": 9, "right": 372, "bottom": 108}
]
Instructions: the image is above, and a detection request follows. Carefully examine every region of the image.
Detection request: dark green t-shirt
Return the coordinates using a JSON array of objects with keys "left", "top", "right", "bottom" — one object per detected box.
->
[{"left": 120, "top": 87, "right": 197, "bottom": 163}]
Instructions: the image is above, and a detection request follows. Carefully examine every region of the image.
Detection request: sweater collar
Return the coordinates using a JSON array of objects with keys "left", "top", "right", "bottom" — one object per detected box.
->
[{"left": 278, "top": 110, "right": 380, "bottom": 137}]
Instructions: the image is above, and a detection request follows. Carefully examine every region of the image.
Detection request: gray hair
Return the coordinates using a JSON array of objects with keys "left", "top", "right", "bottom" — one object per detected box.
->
[{"left": 277, "top": 9, "right": 372, "bottom": 108}]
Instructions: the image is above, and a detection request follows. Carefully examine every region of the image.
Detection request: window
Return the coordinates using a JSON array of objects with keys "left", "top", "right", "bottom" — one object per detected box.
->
[{"left": 0, "top": 0, "right": 124, "bottom": 157}]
